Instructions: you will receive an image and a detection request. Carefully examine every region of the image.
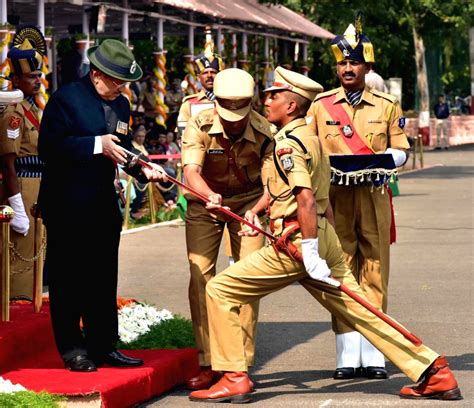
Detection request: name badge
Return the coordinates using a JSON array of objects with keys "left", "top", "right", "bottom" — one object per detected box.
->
[
  {"left": 207, "top": 149, "right": 225, "bottom": 155},
  {"left": 116, "top": 120, "right": 128, "bottom": 135},
  {"left": 368, "top": 119, "right": 382, "bottom": 124},
  {"left": 326, "top": 120, "right": 340, "bottom": 125},
  {"left": 341, "top": 124, "right": 353, "bottom": 138}
]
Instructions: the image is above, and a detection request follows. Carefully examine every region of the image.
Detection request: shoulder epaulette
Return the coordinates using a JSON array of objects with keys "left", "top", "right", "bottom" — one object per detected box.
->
[
  {"left": 182, "top": 93, "right": 199, "bottom": 103},
  {"left": 250, "top": 111, "right": 273, "bottom": 138},
  {"left": 370, "top": 88, "right": 398, "bottom": 104},
  {"left": 194, "top": 108, "right": 215, "bottom": 129},
  {"left": 314, "top": 88, "right": 339, "bottom": 102}
]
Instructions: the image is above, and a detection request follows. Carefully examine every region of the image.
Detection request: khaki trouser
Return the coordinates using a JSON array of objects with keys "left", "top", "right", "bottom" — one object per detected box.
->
[
  {"left": 185, "top": 190, "right": 264, "bottom": 366},
  {"left": 329, "top": 185, "right": 391, "bottom": 334},
  {"left": 206, "top": 217, "right": 437, "bottom": 381},
  {"left": 436, "top": 119, "right": 449, "bottom": 148},
  {"left": 0, "top": 177, "right": 43, "bottom": 299}
]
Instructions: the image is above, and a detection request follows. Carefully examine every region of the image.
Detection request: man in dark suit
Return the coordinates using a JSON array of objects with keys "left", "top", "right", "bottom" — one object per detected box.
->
[{"left": 38, "top": 39, "right": 165, "bottom": 372}]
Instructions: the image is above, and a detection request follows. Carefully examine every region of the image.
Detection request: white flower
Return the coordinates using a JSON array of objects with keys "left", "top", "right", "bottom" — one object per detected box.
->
[
  {"left": 118, "top": 303, "right": 173, "bottom": 343},
  {"left": 0, "top": 376, "right": 26, "bottom": 393}
]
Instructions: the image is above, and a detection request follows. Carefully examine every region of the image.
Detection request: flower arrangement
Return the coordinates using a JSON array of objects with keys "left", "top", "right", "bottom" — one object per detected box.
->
[
  {"left": 0, "top": 377, "right": 26, "bottom": 393},
  {"left": 118, "top": 299, "right": 173, "bottom": 343}
]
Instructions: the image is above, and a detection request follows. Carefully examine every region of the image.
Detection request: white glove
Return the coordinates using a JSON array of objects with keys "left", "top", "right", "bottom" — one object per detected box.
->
[
  {"left": 385, "top": 148, "right": 407, "bottom": 167},
  {"left": 301, "top": 238, "right": 334, "bottom": 284},
  {"left": 7, "top": 193, "right": 30, "bottom": 236}
]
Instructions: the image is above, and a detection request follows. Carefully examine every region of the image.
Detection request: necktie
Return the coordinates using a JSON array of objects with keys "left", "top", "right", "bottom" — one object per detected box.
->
[
  {"left": 346, "top": 89, "right": 362, "bottom": 107},
  {"left": 205, "top": 90, "right": 216, "bottom": 101}
]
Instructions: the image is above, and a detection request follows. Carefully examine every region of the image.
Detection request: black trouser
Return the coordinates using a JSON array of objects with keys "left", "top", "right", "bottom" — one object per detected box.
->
[{"left": 46, "top": 218, "right": 122, "bottom": 361}]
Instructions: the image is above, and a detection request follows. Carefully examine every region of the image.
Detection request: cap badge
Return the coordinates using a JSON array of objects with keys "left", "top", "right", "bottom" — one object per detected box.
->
[
  {"left": 343, "top": 49, "right": 350, "bottom": 57},
  {"left": 130, "top": 60, "right": 137, "bottom": 74},
  {"left": 342, "top": 124, "right": 353, "bottom": 138}
]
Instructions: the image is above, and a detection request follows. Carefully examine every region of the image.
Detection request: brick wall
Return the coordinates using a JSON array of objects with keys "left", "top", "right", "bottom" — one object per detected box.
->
[{"left": 404, "top": 116, "right": 474, "bottom": 147}]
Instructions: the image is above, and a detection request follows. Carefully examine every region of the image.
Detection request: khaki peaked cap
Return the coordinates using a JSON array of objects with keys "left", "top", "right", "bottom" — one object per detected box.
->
[
  {"left": 214, "top": 68, "right": 254, "bottom": 122},
  {"left": 264, "top": 66, "right": 324, "bottom": 101}
]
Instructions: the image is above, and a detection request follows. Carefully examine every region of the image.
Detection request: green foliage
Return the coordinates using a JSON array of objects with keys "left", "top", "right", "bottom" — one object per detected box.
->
[
  {"left": 128, "top": 206, "right": 180, "bottom": 228},
  {"left": 117, "top": 316, "right": 196, "bottom": 350},
  {"left": 0, "top": 391, "right": 63, "bottom": 408}
]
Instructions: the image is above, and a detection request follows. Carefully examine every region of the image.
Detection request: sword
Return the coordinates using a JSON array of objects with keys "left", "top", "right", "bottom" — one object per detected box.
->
[{"left": 120, "top": 146, "right": 423, "bottom": 346}]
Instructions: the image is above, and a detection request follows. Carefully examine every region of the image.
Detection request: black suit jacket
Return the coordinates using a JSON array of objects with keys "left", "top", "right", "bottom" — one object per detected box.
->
[{"left": 38, "top": 75, "right": 145, "bottom": 226}]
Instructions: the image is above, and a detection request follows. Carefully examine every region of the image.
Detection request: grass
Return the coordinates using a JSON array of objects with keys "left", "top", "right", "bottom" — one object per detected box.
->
[
  {"left": 127, "top": 207, "right": 181, "bottom": 228},
  {"left": 0, "top": 391, "right": 64, "bottom": 407},
  {"left": 117, "top": 316, "right": 196, "bottom": 350}
]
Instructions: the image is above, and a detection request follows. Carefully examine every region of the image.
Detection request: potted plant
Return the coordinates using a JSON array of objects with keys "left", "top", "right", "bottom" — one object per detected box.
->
[
  {"left": 44, "top": 26, "right": 54, "bottom": 47},
  {"left": 74, "top": 32, "right": 88, "bottom": 50}
]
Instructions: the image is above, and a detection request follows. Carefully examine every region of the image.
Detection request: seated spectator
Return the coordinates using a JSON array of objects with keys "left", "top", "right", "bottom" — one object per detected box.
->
[
  {"left": 130, "top": 126, "right": 150, "bottom": 218},
  {"left": 165, "top": 131, "right": 180, "bottom": 170}
]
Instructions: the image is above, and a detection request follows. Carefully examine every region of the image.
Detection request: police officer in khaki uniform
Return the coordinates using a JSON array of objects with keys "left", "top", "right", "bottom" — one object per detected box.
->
[
  {"left": 0, "top": 26, "right": 46, "bottom": 299},
  {"left": 177, "top": 53, "right": 224, "bottom": 127},
  {"left": 307, "top": 23, "right": 410, "bottom": 380},
  {"left": 182, "top": 68, "right": 273, "bottom": 390},
  {"left": 188, "top": 67, "right": 461, "bottom": 404}
]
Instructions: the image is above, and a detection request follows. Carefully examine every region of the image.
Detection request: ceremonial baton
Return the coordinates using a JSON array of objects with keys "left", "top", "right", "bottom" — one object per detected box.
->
[{"left": 121, "top": 147, "right": 423, "bottom": 346}]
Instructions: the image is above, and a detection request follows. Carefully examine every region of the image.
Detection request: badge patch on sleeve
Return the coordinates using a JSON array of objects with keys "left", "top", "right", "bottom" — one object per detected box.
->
[
  {"left": 398, "top": 116, "right": 406, "bottom": 129},
  {"left": 281, "top": 156, "right": 294, "bottom": 171},
  {"left": 8, "top": 116, "right": 21, "bottom": 129},
  {"left": 276, "top": 147, "right": 293, "bottom": 157}
]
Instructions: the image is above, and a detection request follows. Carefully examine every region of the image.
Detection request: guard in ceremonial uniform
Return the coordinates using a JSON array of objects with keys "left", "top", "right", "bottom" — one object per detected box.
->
[
  {"left": 189, "top": 67, "right": 461, "bottom": 404},
  {"left": 0, "top": 25, "right": 46, "bottom": 299},
  {"left": 307, "top": 21, "right": 410, "bottom": 380},
  {"left": 177, "top": 52, "right": 224, "bottom": 129},
  {"left": 182, "top": 68, "right": 273, "bottom": 390}
]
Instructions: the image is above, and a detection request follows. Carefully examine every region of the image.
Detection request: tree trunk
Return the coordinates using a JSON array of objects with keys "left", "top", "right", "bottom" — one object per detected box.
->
[
  {"left": 413, "top": 27, "right": 431, "bottom": 144},
  {"left": 469, "top": 27, "right": 474, "bottom": 115}
]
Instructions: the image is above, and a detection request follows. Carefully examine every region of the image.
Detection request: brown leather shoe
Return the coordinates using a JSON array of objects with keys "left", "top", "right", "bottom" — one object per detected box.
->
[
  {"left": 189, "top": 372, "right": 252, "bottom": 403},
  {"left": 186, "top": 367, "right": 222, "bottom": 390},
  {"left": 400, "top": 356, "right": 462, "bottom": 400}
]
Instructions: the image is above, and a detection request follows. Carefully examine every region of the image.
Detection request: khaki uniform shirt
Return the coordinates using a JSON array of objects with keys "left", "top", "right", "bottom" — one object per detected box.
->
[
  {"left": 307, "top": 86, "right": 409, "bottom": 154},
  {"left": 0, "top": 99, "right": 40, "bottom": 157},
  {"left": 262, "top": 118, "right": 330, "bottom": 231},
  {"left": 182, "top": 109, "right": 273, "bottom": 197},
  {"left": 178, "top": 90, "right": 214, "bottom": 123}
]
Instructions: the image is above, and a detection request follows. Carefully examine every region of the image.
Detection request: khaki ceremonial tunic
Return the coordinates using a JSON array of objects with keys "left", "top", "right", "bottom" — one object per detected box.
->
[
  {"left": 182, "top": 109, "right": 273, "bottom": 366},
  {"left": 177, "top": 90, "right": 214, "bottom": 123},
  {"left": 205, "top": 118, "right": 437, "bottom": 381},
  {"left": 0, "top": 99, "right": 43, "bottom": 299},
  {"left": 307, "top": 86, "right": 409, "bottom": 334}
]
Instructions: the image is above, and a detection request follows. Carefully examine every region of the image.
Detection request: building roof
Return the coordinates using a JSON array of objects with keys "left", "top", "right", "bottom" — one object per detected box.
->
[{"left": 152, "top": 0, "right": 334, "bottom": 39}]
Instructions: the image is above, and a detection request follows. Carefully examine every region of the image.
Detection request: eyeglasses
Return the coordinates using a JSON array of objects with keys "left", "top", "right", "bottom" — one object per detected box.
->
[{"left": 102, "top": 73, "right": 127, "bottom": 89}]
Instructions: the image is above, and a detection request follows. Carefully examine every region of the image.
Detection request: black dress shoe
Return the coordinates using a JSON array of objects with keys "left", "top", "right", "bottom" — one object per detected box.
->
[
  {"left": 64, "top": 355, "right": 97, "bottom": 372},
  {"left": 333, "top": 367, "right": 361, "bottom": 380},
  {"left": 363, "top": 366, "right": 388, "bottom": 379},
  {"left": 94, "top": 350, "right": 144, "bottom": 367}
]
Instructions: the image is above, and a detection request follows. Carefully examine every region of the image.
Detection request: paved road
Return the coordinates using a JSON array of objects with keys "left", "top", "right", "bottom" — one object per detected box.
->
[{"left": 118, "top": 145, "right": 474, "bottom": 407}]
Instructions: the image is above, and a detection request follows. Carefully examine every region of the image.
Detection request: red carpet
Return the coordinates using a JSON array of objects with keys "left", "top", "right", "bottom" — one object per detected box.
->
[{"left": 0, "top": 303, "right": 199, "bottom": 407}]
